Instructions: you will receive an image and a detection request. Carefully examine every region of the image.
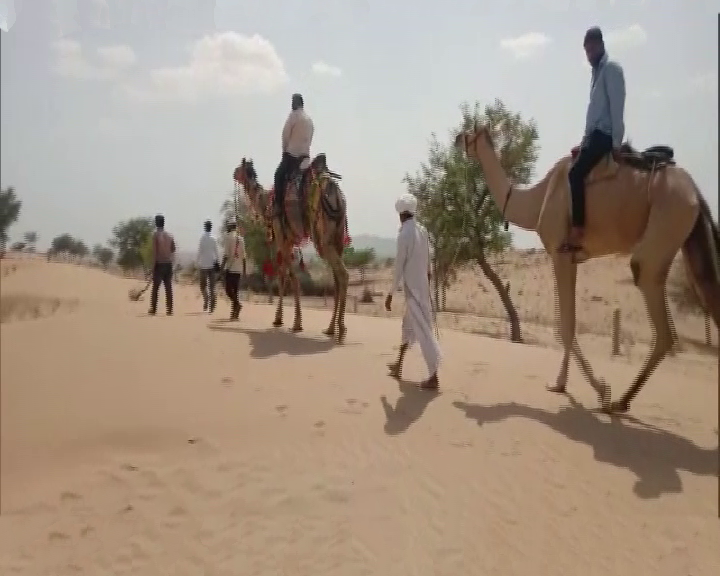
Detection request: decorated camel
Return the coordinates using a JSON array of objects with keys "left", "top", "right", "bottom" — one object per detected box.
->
[
  {"left": 455, "top": 123, "right": 720, "bottom": 414},
  {"left": 233, "top": 154, "right": 350, "bottom": 343}
]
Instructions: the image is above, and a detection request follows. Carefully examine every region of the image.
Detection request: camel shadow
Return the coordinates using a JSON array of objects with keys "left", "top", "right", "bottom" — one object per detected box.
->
[
  {"left": 380, "top": 378, "right": 440, "bottom": 436},
  {"left": 453, "top": 395, "right": 718, "bottom": 499},
  {"left": 207, "top": 323, "right": 341, "bottom": 358}
]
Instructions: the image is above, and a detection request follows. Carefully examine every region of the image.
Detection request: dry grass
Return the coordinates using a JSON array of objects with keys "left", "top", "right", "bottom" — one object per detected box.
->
[{"left": 0, "top": 294, "right": 79, "bottom": 323}]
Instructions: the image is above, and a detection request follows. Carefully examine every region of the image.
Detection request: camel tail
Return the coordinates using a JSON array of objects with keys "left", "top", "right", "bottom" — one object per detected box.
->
[{"left": 681, "top": 190, "right": 720, "bottom": 328}]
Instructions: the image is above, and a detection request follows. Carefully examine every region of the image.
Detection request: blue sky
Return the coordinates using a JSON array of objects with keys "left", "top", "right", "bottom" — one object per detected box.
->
[{"left": 1, "top": 0, "right": 717, "bottom": 251}]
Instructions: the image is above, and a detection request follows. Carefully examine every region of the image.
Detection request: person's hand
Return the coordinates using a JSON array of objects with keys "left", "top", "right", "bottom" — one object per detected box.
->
[{"left": 384, "top": 294, "right": 392, "bottom": 312}]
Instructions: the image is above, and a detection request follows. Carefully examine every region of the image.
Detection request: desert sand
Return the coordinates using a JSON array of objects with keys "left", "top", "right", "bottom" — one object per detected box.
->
[{"left": 1, "top": 256, "right": 718, "bottom": 575}]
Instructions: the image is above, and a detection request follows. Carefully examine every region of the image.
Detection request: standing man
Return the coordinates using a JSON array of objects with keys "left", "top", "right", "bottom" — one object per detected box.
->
[
  {"left": 221, "top": 221, "right": 246, "bottom": 320},
  {"left": 149, "top": 214, "right": 176, "bottom": 316},
  {"left": 196, "top": 219, "right": 220, "bottom": 312},
  {"left": 561, "top": 26, "right": 626, "bottom": 254},
  {"left": 384, "top": 193, "right": 441, "bottom": 390},
  {"left": 273, "top": 93, "right": 314, "bottom": 216}
]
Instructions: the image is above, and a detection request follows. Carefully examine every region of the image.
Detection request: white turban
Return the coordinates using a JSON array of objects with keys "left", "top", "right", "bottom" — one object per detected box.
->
[{"left": 395, "top": 193, "right": 418, "bottom": 215}]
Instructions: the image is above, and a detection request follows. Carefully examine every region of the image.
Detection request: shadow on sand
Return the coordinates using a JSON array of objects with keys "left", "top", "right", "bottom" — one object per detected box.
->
[
  {"left": 453, "top": 394, "right": 718, "bottom": 499},
  {"left": 380, "top": 378, "right": 440, "bottom": 436},
  {"left": 207, "top": 322, "right": 346, "bottom": 358}
]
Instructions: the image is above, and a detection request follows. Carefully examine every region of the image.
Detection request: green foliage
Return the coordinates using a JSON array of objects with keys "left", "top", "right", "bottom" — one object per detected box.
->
[
  {"left": 404, "top": 99, "right": 539, "bottom": 279},
  {"left": 0, "top": 187, "right": 22, "bottom": 243},
  {"left": 109, "top": 216, "right": 154, "bottom": 271},
  {"left": 92, "top": 244, "right": 114, "bottom": 268},
  {"left": 50, "top": 233, "right": 87, "bottom": 257},
  {"left": 11, "top": 241, "right": 26, "bottom": 251},
  {"left": 342, "top": 246, "right": 375, "bottom": 269},
  {"left": 23, "top": 231, "right": 38, "bottom": 250}
]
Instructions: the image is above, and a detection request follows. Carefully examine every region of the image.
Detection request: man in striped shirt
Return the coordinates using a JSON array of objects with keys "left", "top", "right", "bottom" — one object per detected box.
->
[{"left": 149, "top": 214, "right": 176, "bottom": 316}]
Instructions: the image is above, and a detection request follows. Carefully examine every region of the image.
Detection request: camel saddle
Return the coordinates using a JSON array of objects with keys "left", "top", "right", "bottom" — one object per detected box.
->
[
  {"left": 570, "top": 142, "right": 675, "bottom": 182},
  {"left": 273, "top": 153, "right": 342, "bottom": 244}
]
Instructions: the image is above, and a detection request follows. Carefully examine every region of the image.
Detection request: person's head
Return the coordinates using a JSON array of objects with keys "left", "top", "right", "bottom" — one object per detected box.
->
[
  {"left": 155, "top": 214, "right": 165, "bottom": 229},
  {"left": 291, "top": 93, "right": 304, "bottom": 111},
  {"left": 203, "top": 220, "right": 212, "bottom": 233},
  {"left": 583, "top": 26, "right": 605, "bottom": 68},
  {"left": 395, "top": 193, "right": 418, "bottom": 224}
]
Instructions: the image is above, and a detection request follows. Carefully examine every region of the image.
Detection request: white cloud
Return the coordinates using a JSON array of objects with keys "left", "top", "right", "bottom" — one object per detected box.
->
[
  {"left": 689, "top": 71, "right": 718, "bottom": 94},
  {"left": 311, "top": 61, "right": 342, "bottom": 77},
  {"left": 499, "top": 32, "right": 551, "bottom": 60},
  {"left": 125, "top": 32, "right": 288, "bottom": 103},
  {"left": 604, "top": 24, "right": 647, "bottom": 51},
  {"left": 52, "top": 39, "right": 136, "bottom": 80}
]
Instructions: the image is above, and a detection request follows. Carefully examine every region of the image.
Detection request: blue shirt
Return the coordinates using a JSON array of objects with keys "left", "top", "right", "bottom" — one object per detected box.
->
[{"left": 585, "top": 52, "right": 626, "bottom": 148}]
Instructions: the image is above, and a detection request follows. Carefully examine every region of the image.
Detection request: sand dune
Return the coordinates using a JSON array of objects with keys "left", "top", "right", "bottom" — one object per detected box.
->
[{"left": 0, "top": 260, "right": 718, "bottom": 575}]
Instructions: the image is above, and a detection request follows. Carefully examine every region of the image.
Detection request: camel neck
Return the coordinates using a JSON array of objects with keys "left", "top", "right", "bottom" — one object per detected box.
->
[{"left": 471, "top": 134, "right": 546, "bottom": 231}]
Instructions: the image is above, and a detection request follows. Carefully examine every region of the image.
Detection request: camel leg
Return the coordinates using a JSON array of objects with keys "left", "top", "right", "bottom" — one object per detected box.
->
[
  {"left": 289, "top": 266, "right": 303, "bottom": 332},
  {"left": 323, "top": 269, "right": 339, "bottom": 337},
  {"left": 273, "top": 259, "right": 286, "bottom": 327},
  {"left": 609, "top": 279, "right": 674, "bottom": 414},
  {"left": 548, "top": 255, "right": 610, "bottom": 408},
  {"left": 324, "top": 244, "right": 349, "bottom": 343}
]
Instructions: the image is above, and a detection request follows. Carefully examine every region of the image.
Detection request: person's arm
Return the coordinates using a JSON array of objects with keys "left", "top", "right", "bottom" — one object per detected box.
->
[
  {"left": 390, "top": 230, "right": 409, "bottom": 294},
  {"left": 151, "top": 231, "right": 157, "bottom": 266},
  {"left": 282, "top": 112, "right": 294, "bottom": 152},
  {"left": 605, "top": 62, "right": 626, "bottom": 149},
  {"left": 221, "top": 235, "right": 230, "bottom": 269}
]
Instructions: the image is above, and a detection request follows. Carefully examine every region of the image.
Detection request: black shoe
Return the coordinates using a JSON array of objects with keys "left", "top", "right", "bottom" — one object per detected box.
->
[
  {"left": 202, "top": 301, "right": 208, "bottom": 311},
  {"left": 148, "top": 309, "right": 156, "bottom": 316},
  {"left": 167, "top": 310, "right": 173, "bottom": 316}
]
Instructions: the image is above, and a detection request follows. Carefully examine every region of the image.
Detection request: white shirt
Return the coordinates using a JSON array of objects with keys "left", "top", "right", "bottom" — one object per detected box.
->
[
  {"left": 196, "top": 232, "right": 220, "bottom": 270},
  {"left": 223, "top": 231, "right": 246, "bottom": 274},
  {"left": 282, "top": 108, "right": 314, "bottom": 158},
  {"left": 391, "top": 218, "right": 432, "bottom": 296}
]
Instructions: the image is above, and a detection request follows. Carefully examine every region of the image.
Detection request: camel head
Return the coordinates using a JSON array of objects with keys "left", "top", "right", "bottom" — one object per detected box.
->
[
  {"left": 233, "top": 157, "right": 259, "bottom": 189},
  {"left": 453, "top": 121, "right": 501, "bottom": 158}
]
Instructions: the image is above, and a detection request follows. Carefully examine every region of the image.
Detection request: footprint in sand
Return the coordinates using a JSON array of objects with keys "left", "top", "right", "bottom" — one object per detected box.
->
[
  {"left": 80, "top": 526, "right": 95, "bottom": 537},
  {"left": 275, "top": 405, "right": 288, "bottom": 417},
  {"left": 340, "top": 398, "right": 364, "bottom": 415},
  {"left": 221, "top": 376, "right": 233, "bottom": 387},
  {"left": 313, "top": 420, "right": 326, "bottom": 436},
  {"left": 60, "top": 491, "right": 82, "bottom": 503},
  {"left": 48, "top": 531, "right": 70, "bottom": 542}
]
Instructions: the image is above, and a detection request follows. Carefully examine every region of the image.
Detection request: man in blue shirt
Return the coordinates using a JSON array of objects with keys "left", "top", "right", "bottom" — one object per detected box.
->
[{"left": 561, "top": 26, "right": 626, "bottom": 253}]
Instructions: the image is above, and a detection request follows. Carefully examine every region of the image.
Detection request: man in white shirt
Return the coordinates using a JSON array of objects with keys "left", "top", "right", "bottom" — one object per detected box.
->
[
  {"left": 273, "top": 93, "right": 315, "bottom": 216},
  {"left": 384, "top": 193, "right": 441, "bottom": 390},
  {"left": 196, "top": 219, "right": 220, "bottom": 312},
  {"left": 221, "top": 221, "right": 247, "bottom": 320}
]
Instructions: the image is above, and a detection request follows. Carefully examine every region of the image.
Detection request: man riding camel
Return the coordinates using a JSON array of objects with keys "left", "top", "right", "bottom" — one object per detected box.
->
[
  {"left": 561, "top": 26, "right": 626, "bottom": 254},
  {"left": 273, "top": 93, "right": 315, "bottom": 218}
]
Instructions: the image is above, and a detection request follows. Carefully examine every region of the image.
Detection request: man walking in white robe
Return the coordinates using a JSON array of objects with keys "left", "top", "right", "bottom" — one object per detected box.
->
[{"left": 385, "top": 193, "right": 441, "bottom": 389}]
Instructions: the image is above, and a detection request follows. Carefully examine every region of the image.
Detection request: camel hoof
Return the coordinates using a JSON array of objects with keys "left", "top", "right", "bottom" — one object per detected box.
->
[
  {"left": 546, "top": 383, "right": 567, "bottom": 394},
  {"left": 337, "top": 327, "right": 347, "bottom": 344},
  {"left": 272, "top": 320, "right": 283, "bottom": 328},
  {"left": 387, "top": 362, "right": 401, "bottom": 380},
  {"left": 291, "top": 325, "right": 303, "bottom": 333},
  {"left": 608, "top": 400, "right": 629, "bottom": 414},
  {"left": 323, "top": 328, "right": 335, "bottom": 337}
]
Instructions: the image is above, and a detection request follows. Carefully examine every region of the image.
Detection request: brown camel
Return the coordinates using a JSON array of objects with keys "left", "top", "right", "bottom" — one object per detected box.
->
[
  {"left": 233, "top": 155, "right": 350, "bottom": 342},
  {"left": 455, "top": 123, "right": 720, "bottom": 414}
]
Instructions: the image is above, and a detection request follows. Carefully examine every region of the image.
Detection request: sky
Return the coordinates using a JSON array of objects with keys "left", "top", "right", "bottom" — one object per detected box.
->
[{"left": 0, "top": 0, "right": 717, "bottom": 252}]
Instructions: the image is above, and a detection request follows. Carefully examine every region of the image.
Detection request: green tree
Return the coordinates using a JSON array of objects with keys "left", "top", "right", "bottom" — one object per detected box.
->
[
  {"left": 220, "top": 193, "right": 272, "bottom": 272},
  {"left": 343, "top": 246, "right": 375, "bottom": 283},
  {"left": 50, "top": 233, "right": 78, "bottom": 254},
  {"left": 109, "top": 216, "right": 154, "bottom": 271},
  {"left": 72, "top": 239, "right": 88, "bottom": 258},
  {"left": 0, "top": 187, "right": 22, "bottom": 245},
  {"left": 92, "top": 244, "right": 114, "bottom": 268},
  {"left": 23, "top": 231, "right": 38, "bottom": 252},
  {"left": 405, "top": 99, "right": 539, "bottom": 343}
]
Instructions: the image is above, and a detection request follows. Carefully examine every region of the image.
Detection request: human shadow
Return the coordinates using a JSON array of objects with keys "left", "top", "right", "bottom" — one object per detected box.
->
[
  {"left": 380, "top": 378, "right": 440, "bottom": 436},
  {"left": 207, "top": 323, "right": 339, "bottom": 358},
  {"left": 453, "top": 395, "right": 718, "bottom": 499}
]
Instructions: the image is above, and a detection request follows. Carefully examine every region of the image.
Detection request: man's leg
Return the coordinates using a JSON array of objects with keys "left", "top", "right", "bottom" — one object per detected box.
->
[
  {"left": 562, "top": 130, "right": 614, "bottom": 251},
  {"left": 162, "top": 263, "right": 174, "bottom": 315},
  {"left": 148, "top": 264, "right": 161, "bottom": 314},
  {"left": 274, "top": 154, "right": 291, "bottom": 214},
  {"left": 200, "top": 269, "right": 209, "bottom": 310},
  {"left": 229, "top": 272, "right": 242, "bottom": 319},
  {"left": 208, "top": 269, "right": 217, "bottom": 312}
]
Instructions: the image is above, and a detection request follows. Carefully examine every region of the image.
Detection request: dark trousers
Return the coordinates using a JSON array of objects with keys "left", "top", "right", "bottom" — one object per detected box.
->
[
  {"left": 224, "top": 271, "right": 242, "bottom": 317},
  {"left": 199, "top": 268, "right": 217, "bottom": 310},
  {"left": 568, "top": 129, "right": 614, "bottom": 227},
  {"left": 273, "top": 152, "right": 299, "bottom": 210},
  {"left": 150, "top": 262, "right": 173, "bottom": 313}
]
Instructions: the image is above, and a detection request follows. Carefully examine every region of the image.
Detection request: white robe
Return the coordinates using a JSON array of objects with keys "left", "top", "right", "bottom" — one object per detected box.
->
[{"left": 391, "top": 218, "right": 441, "bottom": 375}]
